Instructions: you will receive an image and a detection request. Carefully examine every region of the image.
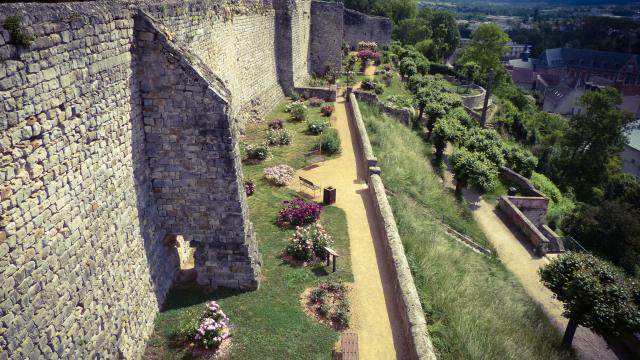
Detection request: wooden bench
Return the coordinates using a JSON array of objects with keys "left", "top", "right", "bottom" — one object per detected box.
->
[
  {"left": 299, "top": 176, "right": 320, "bottom": 197},
  {"left": 333, "top": 333, "right": 359, "bottom": 360},
  {"left": 324, "top": 246, "right": 340, "bottom": 273}
]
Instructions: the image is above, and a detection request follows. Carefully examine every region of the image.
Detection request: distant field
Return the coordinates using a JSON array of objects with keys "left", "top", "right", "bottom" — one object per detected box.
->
[{"left": 361, "top": 103, "right": 574, "bottom": 360}]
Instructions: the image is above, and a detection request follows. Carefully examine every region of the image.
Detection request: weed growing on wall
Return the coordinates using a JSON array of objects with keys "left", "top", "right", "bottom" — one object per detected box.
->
[{"left": 3, "top": 16, "right": 34, "bottom": 47}]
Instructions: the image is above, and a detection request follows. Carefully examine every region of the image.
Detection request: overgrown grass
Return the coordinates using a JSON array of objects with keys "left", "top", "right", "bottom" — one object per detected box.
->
[
  {"left": 146, "top": 99, "right": 352, "bottom": 359},
  {"left": 361, "top": 103, "right": 574, "bottom": 360},
  {"left": 359, "top": 103, "right": 490, "bottom": 248}
]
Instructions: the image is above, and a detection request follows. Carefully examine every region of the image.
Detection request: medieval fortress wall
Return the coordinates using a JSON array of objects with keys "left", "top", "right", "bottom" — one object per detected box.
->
[{"left": 0, "top": 0, "right": 390, "bottom": 358}]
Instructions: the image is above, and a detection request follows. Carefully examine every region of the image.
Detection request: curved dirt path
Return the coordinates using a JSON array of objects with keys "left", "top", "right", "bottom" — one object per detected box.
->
[
  {"left": 441, "top": 144, "right": 621, "bottom": 360},
  {"left": 289, "top": 66, "right": 408, "bottom": 359}
]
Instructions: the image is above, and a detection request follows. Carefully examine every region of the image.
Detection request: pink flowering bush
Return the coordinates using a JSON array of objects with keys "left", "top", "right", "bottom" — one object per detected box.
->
[
  {"left": 286, "top": 222, "right": 334, "bottom": 261},
  {"left": 321, "top": 105, "right": 334, "bottom": 117},
  {"left": 278, "top": 198, "right": 323, "bottom": 226},
  {"left": 357, "top": 50, "right": 380, "bottom": 62},
  {"left": 264, "top": 164, "right": 295, "bottom": 186},
  {"left": 193, "top": 301, "right": 230, "bottom": 350}
]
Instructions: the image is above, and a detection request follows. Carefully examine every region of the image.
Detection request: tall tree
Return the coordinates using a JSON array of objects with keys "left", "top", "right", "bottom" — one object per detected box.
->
[
  {"left": 552, "top": 87, "right": 636, "bottom": 200},
  {"left": 390, "top": 0, "right": 417, "bottom": 25},
  {"left": 458, "top": 24, "right": 510, "bottom": 78},
  {"left": 564, "top": 201, "right": 640, "bottom": 276},
  {"left": 426, "top": 10, "right": 460, "bottom": 60},
  {"left": 540, "top": 252, "right": 640, "bottom": 349}
]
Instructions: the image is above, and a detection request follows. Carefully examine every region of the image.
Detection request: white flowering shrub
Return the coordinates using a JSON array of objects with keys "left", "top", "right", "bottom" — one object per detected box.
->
[{"left": 264, "top": 164, "right": 295, "bottom": 186}]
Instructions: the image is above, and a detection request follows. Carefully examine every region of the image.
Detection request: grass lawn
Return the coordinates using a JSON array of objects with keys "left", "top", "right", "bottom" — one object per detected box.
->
[
  {"left": 145, "top": 98, "right": 352, "bottom": 359},
  {"left": 360, "top": 103, "right": 574, "bottom": 360},
  {"left": 375, "top": 72, "right": 413, "bottom": 104}
]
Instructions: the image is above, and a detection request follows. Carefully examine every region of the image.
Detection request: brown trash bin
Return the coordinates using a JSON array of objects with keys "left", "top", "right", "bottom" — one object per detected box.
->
[{"left": 323, "top": 186, "right": 336, "bottom": 205}]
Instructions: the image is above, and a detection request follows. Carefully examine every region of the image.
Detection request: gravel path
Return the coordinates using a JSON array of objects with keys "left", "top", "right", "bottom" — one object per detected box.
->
[{"left": 288, "top": 66, "right": 409, "bottom": 359}]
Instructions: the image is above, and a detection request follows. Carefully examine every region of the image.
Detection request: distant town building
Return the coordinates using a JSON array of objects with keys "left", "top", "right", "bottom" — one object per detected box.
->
[
  {"left": 507, "top": 47, "right": 640, "bottom": 178},
  {"left": 623, "top": 129, "right": 640, "bottom": 178}
]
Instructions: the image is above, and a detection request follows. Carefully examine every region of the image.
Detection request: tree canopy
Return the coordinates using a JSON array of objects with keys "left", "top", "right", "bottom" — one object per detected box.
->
[
  {"left": 540, "top": 252, "right": 640, "bottom": 348},
  {"left": 458, "top": 24, "right": 510, "bottom": 78},
  {"left": 551, "top": 87, "right": 637, "bottom": 200}
]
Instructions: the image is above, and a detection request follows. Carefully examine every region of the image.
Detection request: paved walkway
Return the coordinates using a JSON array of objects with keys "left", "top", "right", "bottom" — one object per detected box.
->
[
  {"left": 442, "top": 144, "right": 621, "bottom": 360},
  {"left": 289, "top": 68, "right": 408, "bottom": 359}
]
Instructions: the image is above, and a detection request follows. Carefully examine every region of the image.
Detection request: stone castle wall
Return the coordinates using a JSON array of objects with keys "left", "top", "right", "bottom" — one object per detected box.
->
[
  {"left": 309, "top": 0, "right": 344, "bottom": 75},
  {"left": 343, "top": 8, "right": 392, "bottom": 50},
  {"left": 0, "top": 3, "right": 168, "bottom": 358},
  {"left": 0, "top": 0, "right": 391, "bottom": 358}
]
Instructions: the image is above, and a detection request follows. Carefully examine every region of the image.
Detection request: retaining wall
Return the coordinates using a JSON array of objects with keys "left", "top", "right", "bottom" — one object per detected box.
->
[
  {"left": 294, "top": 85, "right": 338, "bottom": 101},
  {"left": 348, "top": 94, "right": 437, "bottom": 360},
  {"left": 354, "top": 90, "right": 412, "bottom": 126},
  {"left": 500, "top": 167, "right": 547, "bottom": 198},
  {"left": 498, "top": 196, "right": 550, "bottom": 254}
]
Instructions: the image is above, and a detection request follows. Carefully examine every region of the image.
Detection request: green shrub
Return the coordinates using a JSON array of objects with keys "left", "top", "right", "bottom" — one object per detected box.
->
[
  {"left": 307, "top": 119, "right": 329, "bottom": 135},
  {"left": 311, "top": 287, "right": 327, "bottom": 304},
  {"left": 504, "top": 144, "right": 538, "bottom": 178},
  {"left": 289, "top": 103, "right": 307, "bottom": 121},
  {"left": 267, "top": 128, "right": 294, "bottom": 146},
  {"left": 319, "top": 303, "right": 331, "bottom": 316},
  {"left": 335, "top": 300, "right": 350, "bottom": 328},
  {"left": 3, "top": 16, "right": 34, "bottom": 47},
  {"left": 531, "top": 172, "right": 562, "bottom": 203},
  {"left": 290, "top": 90, "right": 301, "bottom": 101},
  {"left": 246, "top": 142, "right": 271, "bottom": 161},
  {"left": 320, "top": 128, "right": 341, "bottom": 155}
]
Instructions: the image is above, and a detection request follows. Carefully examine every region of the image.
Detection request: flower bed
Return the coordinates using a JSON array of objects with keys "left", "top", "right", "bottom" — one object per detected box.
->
[
  {"left": 302, "top": 281, "right": 350, "bottom": 330},
  {"left": 264, "top": 165, "right": 295, "bottom": 186},
  {"left": 278, "top": 198, "right": 323, "bottom": 227},
  {"left": 321, "top": 105, "right": 334, "bottom": 117},
  {"left": 245, "top": 142, "right": 271, "bottom": 161}
]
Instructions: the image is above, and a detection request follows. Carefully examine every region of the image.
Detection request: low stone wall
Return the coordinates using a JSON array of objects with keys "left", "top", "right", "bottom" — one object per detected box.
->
[
  {"left": 354, "top": 90, "right": 412, "bottom": 126},
  {"left": 461, "top": 84, "right": 488, "bottom": 110},
  {"left": 498, "top": 196, "right": 550, "bottom": 254},
  {"left": 500, "top": 167, "right": 547, "bottom": 198},
  {"left": 349, "top": 95, "right": 437, "bottom": 360},
  {"left": 294, "top": 85, "right": 338, "bottom": 102},
  {"left": 349, "top": 93, "right": 377, "bottom": 168}
]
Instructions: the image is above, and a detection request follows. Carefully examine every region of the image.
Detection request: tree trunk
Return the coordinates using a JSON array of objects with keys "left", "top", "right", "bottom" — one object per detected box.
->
[
  {"left": 561, "top": 317, "right": 579, "bottom": 349},
  {"left": 418, "top": 106, "right": 425, "bottom": 126},
  {"left": 455, "top": 180, "right": 463, "bottom": 198}
]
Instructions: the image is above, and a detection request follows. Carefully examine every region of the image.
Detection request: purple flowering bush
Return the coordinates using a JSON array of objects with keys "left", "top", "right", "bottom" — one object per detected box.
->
[
  {"left": 278, "top": 198, "right": 323, "bottom": 227},
  {"left": 264, "top": 164, "right": 295, "bottom": 186},
  {"left": 286, "top": 222, "right": 334, "bottom": 261},
  {"left": 193, "top": 301, "right": 230, "bottom": 350},
  {"left": 268, "top": 119, "right": 284, "bottom": 130},
  {"left": 245, "top": 181, "right": 256, "bottom": 197}
]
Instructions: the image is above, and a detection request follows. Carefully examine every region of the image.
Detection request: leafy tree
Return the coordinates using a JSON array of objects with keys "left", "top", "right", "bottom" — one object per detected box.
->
[
  {"left": 458, "top": 24, "right": 510, "bottom": 79},
  {"left": 564, "top": 201, "right": 640, "bottom": 276},
  {"left": 415, "top": 39, "right": 438, "bottom": 62},
  {"left": 540, "top": 252, "right": 640, "bottom": 349},
  {"left": 450, "top": 147, "right": 498, "bottom": 196},
  {"left": 394, "top": 18, "right": 430, "bottom": 45},
  {"left": 552, "top": 87, "right": 636, "bottom": 200},
  {"left": 426, "top": 10, "right": 460, "bottom": 60},
  {"left": 461, "top": 61, "right": 480, "bottom": 85},
  {"left": 390, "top": 0, "right": 417, "bottom": 25},
  {"left": 460, "top": 127, "right": 506, "bottom": 167},
  {"left": 503, "top": 143, "right": 538, "bottom": 178},
  {"left": 399, "top": 58, "right": 417, "bottom": 79},
  {"left": 433, "top": 111, "right": 465, "bottom": 162}
]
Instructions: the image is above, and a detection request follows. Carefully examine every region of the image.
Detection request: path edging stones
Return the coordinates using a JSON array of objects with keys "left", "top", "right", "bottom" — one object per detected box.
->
[{"left": 348, "top": 93, "right": 438, "bottom": 360}]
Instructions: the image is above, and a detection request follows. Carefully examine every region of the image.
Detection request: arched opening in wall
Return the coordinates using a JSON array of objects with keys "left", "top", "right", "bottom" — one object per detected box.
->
[{"left": 164, "top": 234, "right": 197, "bottom": 284}]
